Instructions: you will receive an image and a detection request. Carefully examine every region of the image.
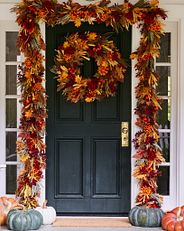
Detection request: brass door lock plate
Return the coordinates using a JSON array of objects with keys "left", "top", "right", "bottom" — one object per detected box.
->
[{"left": 121, "top": 122, "right": 129, "bottom": 147}]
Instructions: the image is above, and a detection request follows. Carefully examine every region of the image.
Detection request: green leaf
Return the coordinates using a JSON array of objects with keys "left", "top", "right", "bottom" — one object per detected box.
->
[
  {"left": 148, "top": 32, "right": 154, "bottom": 43},
  {"left": 134, "top": 0, "right": 149, "bottom": 8},
  {"left": 134, "top": 0, "right": 145, "bottom": 7}
]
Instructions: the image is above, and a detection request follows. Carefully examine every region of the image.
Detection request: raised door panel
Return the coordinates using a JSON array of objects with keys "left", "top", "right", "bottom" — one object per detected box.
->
[
  {"left": 55, "top": 139, "right": 84, "bottom": 198},
  {"left": 56, "top": 94, "right": 84, "bottom": 121},
  {"left": 92, "top": 139, "right": 120, "bottom": 197},
  {"left": 92, "top": 91, "right": 120, "bottom": 121}
]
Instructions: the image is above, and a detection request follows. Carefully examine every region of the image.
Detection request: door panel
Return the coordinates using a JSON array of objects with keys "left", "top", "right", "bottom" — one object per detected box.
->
[
  {"left": 56, "top": 139, "right": 83, "bottom": 197},
  {"left": 57, "top": 96, "right": 84, "bottom": 121},
  {"left": 93, "top": 96, "right": 120, "bottom": 121},
  {"left": 92, "top": 139, "right": 120, "bottom": 196},
  {"left": 46, "top": 23, "right": 131, "bottom": 215}
]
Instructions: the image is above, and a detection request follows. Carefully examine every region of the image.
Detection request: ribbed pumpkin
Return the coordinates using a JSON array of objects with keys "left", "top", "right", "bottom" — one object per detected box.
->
[
  {"left": 129, "top": 206, "right": 164, "bottom": 227},
  {"left": 0, "top": 197, "right": 18, "bottom": 225},
  {"left": 28, "top": 209, "right": 43, "bottom": 229},
  {"left": 35, "top": 200, "right": 56, "bottom": 225},
  {"left": 7, "top": 208, "right": 43, "bottom": 231},
  {"left": 162, "top": 206, "right": 184, "bottom": 230}
]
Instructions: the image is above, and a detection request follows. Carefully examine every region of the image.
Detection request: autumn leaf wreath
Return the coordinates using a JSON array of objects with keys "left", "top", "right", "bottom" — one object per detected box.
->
[{"left": 52, "top": 32, "right": 126, "bottom": 103}]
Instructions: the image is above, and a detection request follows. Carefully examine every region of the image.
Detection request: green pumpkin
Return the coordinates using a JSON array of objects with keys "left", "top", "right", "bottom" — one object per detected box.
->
[
  {"left": 7, "top": 208, "right": 43, "bottom": 231},
  {"left": 27, "top": 209, "right": 43, "bottom": 229},
  {"left": 7, "top": 209, "right": 32, "bottom": 231},
  {"left": 128, "top": 206, "right": 164, "bottom": 227}
]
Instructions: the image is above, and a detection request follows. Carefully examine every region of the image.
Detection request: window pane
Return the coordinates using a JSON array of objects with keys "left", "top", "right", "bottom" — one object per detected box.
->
[
  {"left": 6, "top": 132, "right": 17, "bottom": 161},
  {"left": 6, "top": 165, "right": 17, "bottom": 194},
  {"left": 156, "top": 33, "right": 171, "bottom": 63},
  {"left": 158, "top": 99, "right": 170, "bottom": 129},
  {"left": 6, "top": 99, "right": 17, "bottom": 128},
  {"left": 158, "top": 133, "right": 170, "bottom": 162},
  {"left": 6, "top": 32, "right": 20, "bottom": 62},
  {"left": 156, "top": 66, "right": 171, "bottom": 96},
  {"left": 6, "top": 65, "right": 17, "bottom": 95},
  {"left": 157, "top": 166, "right": 170, "bottom": 195}
]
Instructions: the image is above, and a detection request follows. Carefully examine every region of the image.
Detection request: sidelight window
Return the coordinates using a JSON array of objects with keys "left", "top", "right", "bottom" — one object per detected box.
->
[
  {"left": 0, "top": 22, "right": 21, "bottom": 196},
  {"left": 5, "top": 31, "right": 20, "bottom": 195},
  {"left": 156, "top": 22, "right": 178, "bottom": 209}
]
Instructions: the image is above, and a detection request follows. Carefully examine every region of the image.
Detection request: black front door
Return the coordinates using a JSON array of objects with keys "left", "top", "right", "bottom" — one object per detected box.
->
[{"left": 46, "top": 23, "right": 131, "bottom": 216}]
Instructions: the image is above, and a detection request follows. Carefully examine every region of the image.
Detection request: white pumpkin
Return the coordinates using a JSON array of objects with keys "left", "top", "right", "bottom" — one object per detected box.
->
[{"left": 35, "top": 201, "right": 56, "bottom": 225}]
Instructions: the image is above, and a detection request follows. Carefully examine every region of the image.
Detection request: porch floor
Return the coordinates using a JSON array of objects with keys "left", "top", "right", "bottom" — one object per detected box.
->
[{"left": 0, "top": 226, "right": 162, "bottom": 230}]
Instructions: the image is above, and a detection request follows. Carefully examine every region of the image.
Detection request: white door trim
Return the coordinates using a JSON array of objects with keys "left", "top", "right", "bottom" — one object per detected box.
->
[
  {"left": 161, "top": 3, "right": 184, "bottom": 207},
  {"left": 176, "top": 18, "right": 184, "bottom": 207},
  {"left": 131, "top": 25, "right": 140, "bottom": 208},
  {"left": 0, "top": 20, "right": 6, "bottom": 195}
]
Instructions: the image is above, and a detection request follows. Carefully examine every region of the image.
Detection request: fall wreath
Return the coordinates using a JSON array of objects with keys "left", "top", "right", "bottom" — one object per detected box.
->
[{"left": 52, "top": 32, "right": 126, "bottom": 103}]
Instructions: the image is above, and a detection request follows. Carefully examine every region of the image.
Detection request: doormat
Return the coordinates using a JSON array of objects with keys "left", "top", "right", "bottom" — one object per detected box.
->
[{"left": 53, "top": 217, "right": 131, "bottom": 227}]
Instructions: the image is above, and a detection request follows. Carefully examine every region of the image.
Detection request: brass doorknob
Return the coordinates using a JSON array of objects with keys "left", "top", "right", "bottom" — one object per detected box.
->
[{"left": 121, "top": 122, "right": 129, "bottom": 147}]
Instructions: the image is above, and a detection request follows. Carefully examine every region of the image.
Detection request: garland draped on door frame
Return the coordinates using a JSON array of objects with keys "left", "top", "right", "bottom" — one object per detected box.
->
[{"left": 12, "top": 0, "right": 167, "bottom": 208}]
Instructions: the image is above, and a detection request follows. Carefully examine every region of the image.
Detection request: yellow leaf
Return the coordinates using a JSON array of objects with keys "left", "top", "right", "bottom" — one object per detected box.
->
[
  {"left": 25, "top": 71, "right": 32, "bottom": 79},
  {"left": 152, "top": 97, "right": 162, "bottom": 109},
  {"left": 60, "top": 65, "right": 68, "bottom": 72},
  {"left": 81, "top": 55, "right": 90, "bottom": 61},
  {"left": 88, "top": 43, "right": 95, "bottom": 47},
  {"left": 148, "top": 73, "right": 158, "bottom": 86},
  {"left": 96, "top": 90, "right": 101, "bottom": 95},
  {"left": 130, "top": 53, "right": 138, "bottom": 60},
  {"left": 74, "top": 18, "right": 81, "bottom": 27},
  {"left": 61, "top": 71, "right": 68, "bottom": 79},
  {"left": 87, "top": 32, "right": 97, "bottom": 40},
  {"left": 102, "top": 45, "right": 112, "bottom": 52},
  {"left": 25, "top": 110, "right": 33, "bottom": 119},
  {"left": 75, "top": 75, "right": 82, "bottom": 83},
  {"left": 101, "top": 60, "right": 108, "bottom": 67},
  {"left": 24, "top": 184, "right": 32, "bottom": 198},
  {"left": 85, "top": 97, "right": 94, "bottom": 103},
  {"left": 150, "top": 0, "right": 159, "bottom": 7},
  {"left": 108, "top": 60, "right": 118, "bottom": 67},
  {"left": 63, "top": 41, "right": 70, "bottom": 48},
  {"left": 20, "top": 155, "right": 29, "bottom": 162}
]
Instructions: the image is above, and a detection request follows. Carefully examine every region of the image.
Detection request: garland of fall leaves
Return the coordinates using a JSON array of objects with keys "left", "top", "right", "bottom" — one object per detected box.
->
[
  {"left": 131, "top": 24, "right": 166, "bottom": 208},
  {"left": 12, "top": 0, "right": 167, "bottom": 208},
  {"left": 53, "top": 32, "right": 126, "bottom": 103}
]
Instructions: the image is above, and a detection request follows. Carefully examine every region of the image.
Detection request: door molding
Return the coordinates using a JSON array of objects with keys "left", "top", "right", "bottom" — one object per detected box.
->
[
  {"left": 131, "top": 25, "right": 140, "bottom": 209},
  {"left": 176, "top": 18, "right": 184, "bottom": 207}
]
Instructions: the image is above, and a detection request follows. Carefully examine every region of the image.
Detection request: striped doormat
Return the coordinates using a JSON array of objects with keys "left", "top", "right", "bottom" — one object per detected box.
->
[{"left": 53, "top": 217, "right": 131, "bottom": 227}]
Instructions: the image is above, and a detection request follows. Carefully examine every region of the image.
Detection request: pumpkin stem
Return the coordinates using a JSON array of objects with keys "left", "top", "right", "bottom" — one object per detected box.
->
[
  {"left": 14, "top": 204, "right": 26, "bottom": 211},
  {"left": 42, "top": 200, "right": 48, "bottom": 209},
  {"left": 176, "top": 207, "right": 183, "bottom": 221}
]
